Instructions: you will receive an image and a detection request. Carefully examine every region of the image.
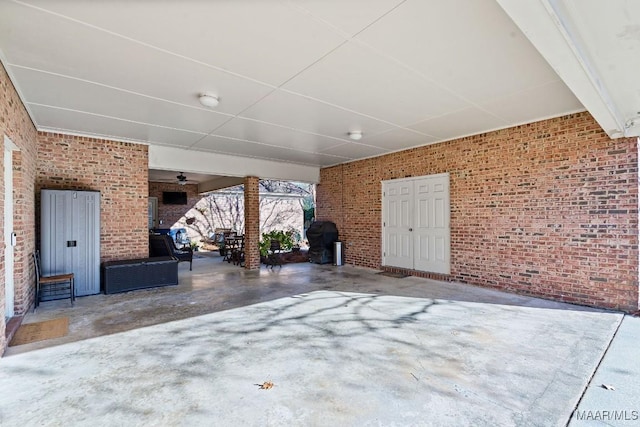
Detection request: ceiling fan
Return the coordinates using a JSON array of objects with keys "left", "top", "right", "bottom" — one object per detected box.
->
[
  {"left": 176, "top": 172, "right": 188, "bottom": 185},
  {"left": 148, "top": 169, "right": 200, "bottom": 185}
]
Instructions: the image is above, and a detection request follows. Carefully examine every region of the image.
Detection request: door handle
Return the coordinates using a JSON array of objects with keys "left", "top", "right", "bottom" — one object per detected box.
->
[{"left": 409, "top": 228, "right": 413, "bottom": 232}]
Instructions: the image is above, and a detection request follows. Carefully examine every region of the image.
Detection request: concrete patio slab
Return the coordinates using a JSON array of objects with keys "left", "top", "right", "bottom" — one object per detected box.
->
[
  {"left": 569, "top": 315, "right": 640, "bottom": 426},
  {"left": 0, "top": 289, "right": 623, "bottom": 426},
  {"left": 3, "top": 259, "right": 605, "bottom": 356}
]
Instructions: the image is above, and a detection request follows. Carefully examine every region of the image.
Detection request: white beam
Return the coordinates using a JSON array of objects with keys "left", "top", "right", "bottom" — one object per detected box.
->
[
  {"left": 495, "top": 0, "right": 627, "bottom": 138},
  {"left": 198, "top": 176, "right": 245, "bottom": 194},
  {"left": 149, "top": 145, "right": 320, "bottom": 183}
]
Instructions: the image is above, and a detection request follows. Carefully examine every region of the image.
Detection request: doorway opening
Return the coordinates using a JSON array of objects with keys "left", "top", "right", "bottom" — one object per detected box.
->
[{"left": 4, "top": 136, "right": 18, "bottom": 319}]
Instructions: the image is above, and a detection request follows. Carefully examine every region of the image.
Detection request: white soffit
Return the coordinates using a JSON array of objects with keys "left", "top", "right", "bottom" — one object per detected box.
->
[
  {"left": 496, "top": 0, "right": 640, "bottom": 138},
  {"left": 198, "top": 176, "right": 246, "bottom": 194},
  {"left": 148, "top": 145, "right": 321, "bottom": 184}
]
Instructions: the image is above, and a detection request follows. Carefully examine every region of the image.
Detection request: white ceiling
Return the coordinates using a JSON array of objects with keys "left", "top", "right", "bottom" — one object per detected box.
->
[{"left": 0, "top": 0, "right": 636, "bottom": 172}]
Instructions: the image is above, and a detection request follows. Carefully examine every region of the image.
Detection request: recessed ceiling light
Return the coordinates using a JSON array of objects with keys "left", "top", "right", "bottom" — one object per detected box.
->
[
  {"left": 199, "top": 92, "right": 219, "bottom": 108},
  {"left": 348, "top": 131, "right": 363, "bottom": 141}
]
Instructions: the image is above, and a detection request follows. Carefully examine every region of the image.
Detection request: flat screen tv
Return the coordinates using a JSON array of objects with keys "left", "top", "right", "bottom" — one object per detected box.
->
[{"left": 163, "top": 191, "right": 188, "bottom": 205}]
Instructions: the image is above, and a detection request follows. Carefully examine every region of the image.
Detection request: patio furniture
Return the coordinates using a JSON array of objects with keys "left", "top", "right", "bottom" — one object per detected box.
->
[
  {"left": 152, "top": 227, "right": 190, "bottom": 249},
  {"left": 102, "top": 257, "right": 178, "bottom": 294},
  {"left": 170, "top": 228, "right": 191, "bottom": 249},
  {"left": 213, "top": 228, "right": 232, "bottom": 243},
  {"left": 149, "top": 234, "right": 193, "bottom": 271},
  {"left": 214, "top": 230, "right": 232, "bottom": 260},
  {"left": 229, "top": 235, "right": 245, "bottom": 266},
  {"left": 264, "top": 239, "right": 283, "bottom": 269},
  {"left": 222, "top": 233, "right": 244, "bottom": 264},
  {"left": 33, "top": 250, "right": 75, "bottom": 308}
]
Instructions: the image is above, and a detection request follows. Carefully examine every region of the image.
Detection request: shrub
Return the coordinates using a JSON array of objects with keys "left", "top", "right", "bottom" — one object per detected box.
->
[{"left": 259, "top": 230, "right": 295, "bottom": 257}]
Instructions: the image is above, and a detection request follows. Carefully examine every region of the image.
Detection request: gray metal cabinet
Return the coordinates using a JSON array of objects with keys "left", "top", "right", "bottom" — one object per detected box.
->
[{"left": 41, "top": 189, "right": 101, "bottom": 296}]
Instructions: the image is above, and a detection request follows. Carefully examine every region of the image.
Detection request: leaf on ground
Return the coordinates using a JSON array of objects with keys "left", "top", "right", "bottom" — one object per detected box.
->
[
  {"left": 601, "top": 384, "right": 615, "bottom": 391},
  {"left": 257, "top": 381, "right": 274, "bottom": 390}
]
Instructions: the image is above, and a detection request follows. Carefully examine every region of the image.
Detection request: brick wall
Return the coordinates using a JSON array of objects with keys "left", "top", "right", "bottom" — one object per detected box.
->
[
  {"left": 148, "top": 181, "right": 200, "bottom": 230},
  {"left": 1, "top": 61, "right": 39, "bottom": 353},
  {"left": 316, "top": 165, "right": 344, "bottom": 233},
  {"left": 244, "top": 176, "right": 260, "bottom": 269},
  {"left": 37, "top": 133, "right": 149, "bottom": 262},
  {"left": 317, "top": 112, "right": 639, "bottom": 311}
]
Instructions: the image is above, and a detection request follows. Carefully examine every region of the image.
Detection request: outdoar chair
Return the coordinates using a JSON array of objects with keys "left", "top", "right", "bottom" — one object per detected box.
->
[
  {"left": 149, "top": 234, "right": 193, "bottom": 271},
  {"left": 33, "top": 250, "right": 74, "bottom": 309}
]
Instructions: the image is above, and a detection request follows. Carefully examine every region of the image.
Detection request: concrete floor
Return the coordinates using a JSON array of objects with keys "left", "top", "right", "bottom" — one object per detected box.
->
[
  {"left": 0, "top": 254, "right": 635, "bottom": 425},
  {"left": 569, "top": 315, "right": 640, "bottom": 427}
]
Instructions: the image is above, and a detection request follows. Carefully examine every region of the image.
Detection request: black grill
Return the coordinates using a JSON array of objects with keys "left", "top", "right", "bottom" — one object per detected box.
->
[{"left": 306, "top": 221, "right": 338, "bottom": 264}]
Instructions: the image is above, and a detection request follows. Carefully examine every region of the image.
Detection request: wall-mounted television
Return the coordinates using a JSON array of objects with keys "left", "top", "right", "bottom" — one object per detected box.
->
[{"left": 162, "top": 191, "right": 188, "bottom": 205}]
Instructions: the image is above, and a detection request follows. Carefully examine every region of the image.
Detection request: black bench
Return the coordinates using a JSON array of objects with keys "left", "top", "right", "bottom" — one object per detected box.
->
[{"left": 102, "top": 257, "right": 178, "bottom": 294}]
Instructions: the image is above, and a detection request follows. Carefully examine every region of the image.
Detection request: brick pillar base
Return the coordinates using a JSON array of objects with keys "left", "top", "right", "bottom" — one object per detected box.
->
[{"left": 244, "top": 176, "right": 260, "bottom": 270}]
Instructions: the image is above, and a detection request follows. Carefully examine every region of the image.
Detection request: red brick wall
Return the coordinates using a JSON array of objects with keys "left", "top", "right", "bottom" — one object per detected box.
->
[
  {"left": 1, "top": 61, "right": 39, "bottom": 353},
  {"left": 37, "top": 133, "right": 149, "bottom": 262},
  {"left": 316, "top": 165, "right": 344, "bottom": 233},
  {"left": 148, "top": 181, "right": 200, "bottom": 229},
  {"left": 244, "top": 176, "right": 260, "bottom": 269},
  {"left": 317, "top": 112, "right": 639, "bottom": 311}
]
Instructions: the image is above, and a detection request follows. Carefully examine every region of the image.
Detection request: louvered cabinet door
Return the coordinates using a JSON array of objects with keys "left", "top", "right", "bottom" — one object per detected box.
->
[{"left": 41, "top": 189, "right": 101, "bottom": 296}]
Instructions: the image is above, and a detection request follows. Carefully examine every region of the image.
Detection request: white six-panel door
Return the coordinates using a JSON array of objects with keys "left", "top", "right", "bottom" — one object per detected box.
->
[
  {"left": 382, "top": 173, "right": 450, "bottom": 274},
  {"left": 413, "top": 175, "right": 450, "bottom": 274},
  {"left": 382, "top": 180, "right": 413, "bottom": 269}
]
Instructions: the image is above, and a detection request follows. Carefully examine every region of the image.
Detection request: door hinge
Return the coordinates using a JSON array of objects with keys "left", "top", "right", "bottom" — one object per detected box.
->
[{"left": 383, "top": 222, "right": 386, "bottom": 227}]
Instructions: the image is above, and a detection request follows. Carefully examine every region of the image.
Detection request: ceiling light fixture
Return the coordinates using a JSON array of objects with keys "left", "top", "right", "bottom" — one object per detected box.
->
[
  {"left": 348, "top": 131, "right": 363, "bottom": 141},
  {"left": 176, "top": 172, "right": 188, "bottom": 185},
  {"left": 624, "top": 112, "right": 640, "bottom": 129},
  {"left": 199, "top": 92, "right": 219, "bottom": 108}
]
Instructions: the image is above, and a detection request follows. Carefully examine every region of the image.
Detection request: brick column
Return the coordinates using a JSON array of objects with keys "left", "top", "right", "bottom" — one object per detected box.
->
[{"left": 244, "top": 176, "right": 260, "bottom": 270}]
